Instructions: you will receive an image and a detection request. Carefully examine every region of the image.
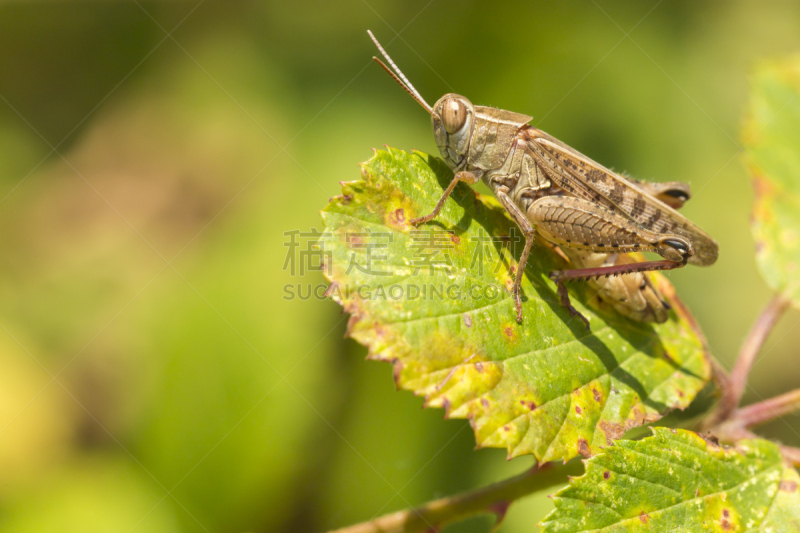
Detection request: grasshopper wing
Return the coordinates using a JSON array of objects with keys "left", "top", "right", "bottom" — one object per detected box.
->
[{"left": 524, "top": 128, "right": 718, "bottom": 266}]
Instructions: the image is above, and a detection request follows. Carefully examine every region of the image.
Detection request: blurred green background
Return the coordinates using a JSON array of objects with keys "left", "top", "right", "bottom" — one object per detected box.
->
[{"left": 1, "top": 1, "right": 800, "bottom": 532}]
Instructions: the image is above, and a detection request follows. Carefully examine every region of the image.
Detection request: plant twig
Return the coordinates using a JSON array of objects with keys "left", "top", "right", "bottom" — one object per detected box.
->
[
  {"left": 733, "top": 388, "right": 800, "bottom": 428},
  {"left": 709, "top": 356, "right": 732, "bottom": 396},
  {"left": 707, "top": 293, "right": 790, "bottom": 427},
  {"left": 327, "top": 460, "right": 583, "bottom": 533},
  {"left": 727, "top": 294, "right": 790, "bottom": 406},
  {"left": 708, "top": 386, "right": 800, "bottom": 468}
]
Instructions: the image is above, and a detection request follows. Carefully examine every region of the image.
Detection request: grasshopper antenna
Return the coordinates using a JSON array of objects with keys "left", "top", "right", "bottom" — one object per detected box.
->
[{"left": 367, "top": 30, "right": 437, "bottom": 118}]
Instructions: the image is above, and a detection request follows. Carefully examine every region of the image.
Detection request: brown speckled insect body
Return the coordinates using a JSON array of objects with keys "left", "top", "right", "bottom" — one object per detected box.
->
[{"left": 368, "top": 31, "right": 718, "bottom": 327}]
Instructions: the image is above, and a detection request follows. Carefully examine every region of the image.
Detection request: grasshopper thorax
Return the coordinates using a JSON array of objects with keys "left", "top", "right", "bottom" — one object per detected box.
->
[{"left": 432, "top": 94, "right": 475, "bottom": 171}]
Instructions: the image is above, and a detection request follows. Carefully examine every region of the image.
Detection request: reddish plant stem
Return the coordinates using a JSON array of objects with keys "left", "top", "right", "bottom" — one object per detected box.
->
[
  {"left": 708, "top": 294, "right": 790, "bottom": 426},
  {"left": 734, "top": 388, "right": 800, "bottom": 428},
  {"left": 709, "top": 357, "right": 732, "bottom": 396},
  {"left": 327, "top": 461, "right": 582, "bottom": 533}
]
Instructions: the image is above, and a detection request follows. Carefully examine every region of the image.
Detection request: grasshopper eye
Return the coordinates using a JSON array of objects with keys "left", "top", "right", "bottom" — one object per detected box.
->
[{"left": 442, "top": 98, "right": 467, "bottom": 134}]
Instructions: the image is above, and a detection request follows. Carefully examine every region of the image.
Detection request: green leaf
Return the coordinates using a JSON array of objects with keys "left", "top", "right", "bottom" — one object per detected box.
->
[
  {"left": 746, "top": 56, "right": 800, "bottom": 308},
  {"left": 320, "top": 148, "right": 711, "bottom": 463},
  {"left": 542, "top": 427, "right": 800, "bottom": 532}
]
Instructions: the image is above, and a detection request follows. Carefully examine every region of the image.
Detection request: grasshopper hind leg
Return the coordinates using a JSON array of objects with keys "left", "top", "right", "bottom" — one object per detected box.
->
[
  {"left": 527, "top": 195, "right": 692, "bottom": 325},
  {"left": 563, "top": 251, "right": 671, "bottom": 323},
  {"left": 553, "top": 276, "right": 591, "bottom": 329},
  {"left": 548, "top": 258, "right": 685, "bottom": 325}
]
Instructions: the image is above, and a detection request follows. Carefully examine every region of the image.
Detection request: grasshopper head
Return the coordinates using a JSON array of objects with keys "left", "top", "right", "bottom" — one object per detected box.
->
[
  {"left": 432, "top": 94, "right": 475, "bottom": 170},
  {"left": 368, "top": 31, "right": 474, "bottom": 171}
]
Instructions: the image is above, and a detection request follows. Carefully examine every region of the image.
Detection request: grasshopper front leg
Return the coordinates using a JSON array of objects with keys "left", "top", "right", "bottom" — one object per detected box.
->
[
  {"left": 410, "top": 170, "right": 533, "bottom": 323},
  {"left": 528, "top": 195, "right": 693, "bottom": 326},
  {"left": 410, "top": 170, "right": 482, "bottom": 225}
]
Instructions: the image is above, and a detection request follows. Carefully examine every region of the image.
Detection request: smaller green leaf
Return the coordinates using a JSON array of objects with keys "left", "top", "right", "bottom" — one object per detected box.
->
[
  {"left": 542, "top": 427, "right": 800, "bottom": 532},
  {"left": 746, "top": 56, "right": 800, "bottom": 308}
]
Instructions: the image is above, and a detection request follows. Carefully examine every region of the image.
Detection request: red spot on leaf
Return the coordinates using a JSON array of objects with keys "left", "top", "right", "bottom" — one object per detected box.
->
[
  {"left": 475, "top": 362, "right": 484, "bottom": 373},
  {"left": 450, "top": 234, "right": 460, "bottom": 245},
  {"left": 463, "top": 314, "right": 472, "bottom": 328},
  {"left": 575, "top": 406, "right": 583, "bottom": 415},
  {"left": 597, "top": 420, "right": 627, "bottom": 445},
  {"left": 720, "top": 509, "right": 732, "bottom": 530},
  {"left": 395, "top": 208, "right": 405, "bottom": 223},
  {"left": 577, "top": 438, "right": 590, "bottom": 457},
  {"left": 481, "top": 398, "right": 489, "bottom": 408},
  {"left": 780, "top": 480, "right": 798, "bottom": 492},
  {"left": 639, "top": 513, "right": 649, "bottom": 524},
  {"left": 592, "top": 388, "right": 602, "bottom": 402},
  {"left": 603, "top": 471, "right": 610, "bottom": 480}
]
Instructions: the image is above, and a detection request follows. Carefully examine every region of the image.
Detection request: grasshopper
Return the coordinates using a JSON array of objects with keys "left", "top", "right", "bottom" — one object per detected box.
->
[{"left": 368, "top": 31, "right": 718, "bottom": 327}]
